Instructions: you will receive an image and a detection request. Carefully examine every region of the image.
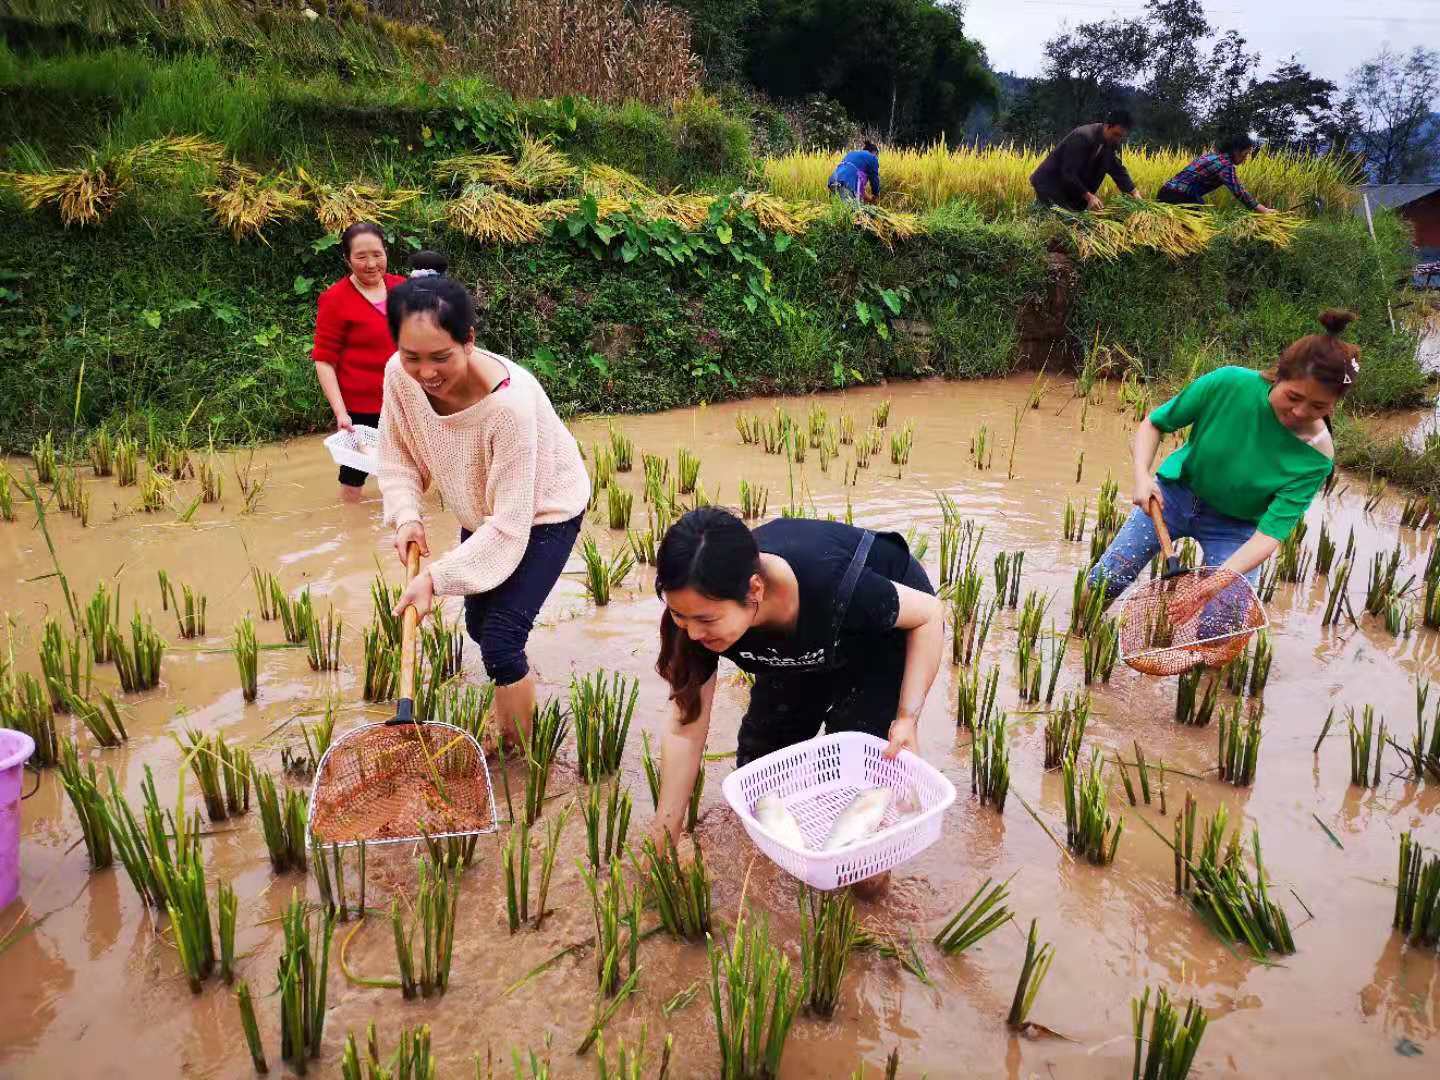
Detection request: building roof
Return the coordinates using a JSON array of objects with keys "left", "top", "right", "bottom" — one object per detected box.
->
[{"left": 1356, "top": 184, "right": 1440, "bottom": 211}]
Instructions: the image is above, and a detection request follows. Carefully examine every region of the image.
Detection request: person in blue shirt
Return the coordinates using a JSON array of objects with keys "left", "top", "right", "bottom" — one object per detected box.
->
[{"left": 828, "top": 142, "right": 881, "bottom": 203}]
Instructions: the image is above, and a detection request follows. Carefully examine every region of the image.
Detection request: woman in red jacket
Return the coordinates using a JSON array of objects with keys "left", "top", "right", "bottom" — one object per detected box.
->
[{"left": 311, "top": 221, "right": 406, "bottom": 502}]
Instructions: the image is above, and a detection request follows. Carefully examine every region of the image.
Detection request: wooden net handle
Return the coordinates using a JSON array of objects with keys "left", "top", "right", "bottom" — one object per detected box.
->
[
  {"left": 1147, "top": 496, "right": 1176, "bottom": 562},
  {"left": 399, "top": 542, "right": 421, "bottom": 702}
]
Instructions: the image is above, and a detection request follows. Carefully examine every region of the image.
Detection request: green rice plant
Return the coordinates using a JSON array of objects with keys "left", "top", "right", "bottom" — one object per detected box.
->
[
  {"left": 1184, "top": 826, "right": 1295, "bottom": 958},
  {"left": 502, "top": 817, "right": 533, "bottom": 934},
  {"left": 1044, "top": 691, "right": 1089, "bottom": 769},
  {"left": 606, "top": 483, "right": 633, "bottom": 530},
  {"left": 247, "top": 566, "right": 276, "bottom": 622},
  {"left": 641, "top": 731, "right": 662, "bottom": 810},
  {"left": 969, "top": 425, "right": 992, "bottom": 469},
  {"left": 219, "top": 738, "right": 251, "bottom": 818},
  {"left": 608, "top": 426, "right": 633, "bottom": 473},
  {"left": 1174, "top": 670, "right": 1219, "bottom": 727},
  {"left": 1083, "top": 617, "right": 1120, "bottom": 684},
  {"left": 888, "top": 423, "right": 914, "bottom": 468},
  {"left": 518, "top": 699, "right": 569, "bottom": 825},
  {"left": 254, "top": 769, "right": 307, "bottom": 873},
  {"left": 901, "top": 526, "right": 930, "bottom": 563},
  {"left": 709, "top": 912, "right": 800, "bottom": 1080},
  {"left": 582, "top": 777, "right": 632, "bottom": 869},
  {"left": 1255, "top": 556, "right": 1278, "bottom": 603},
  {"left": 234, "top": 617, "right": 259, "bottom": 703},
  {"left": 1384, "top": 597, "right": 1414, "bottom": 638},
  {"left": 971, "top": 711, "right": 1010, "bottom": 811},
  {"left": 955, "top": 663, "right": 999, "bottom": 731},
  {"left": 274, "top": 584, "right": 316, "bottom": 645},
  {"left": 40, "top": 617, "right": 91, "bottom": 711},
  {"left": 626, "top": 525, "right": 658, "bottom": 566},
  {"left": 57, "top": 738, "right": 112, "bottom": 868},
  {"left": 994, "top": 552, "right": 1024, "bottom": 609},
  {"left": 638, "top": 834, "right": 712, "bottom": 940},
  {"left": 1347, "top": 705, "right": 1385, "bottom": 787},
  {"left": 110, "top": 608, "right": 164, "bottom": 693},
  {"left": 137, "top": 463, "right": 173, "bottom": 512},
  {"left": 277, "top": 888, "right": 336, "bottom": 1073},
  {"left": 235, "top": 980, "right": 268, "bottom": 1074},
  {"left": 167, "top": 845, "right": 216, "bottom": 994},
  {"left": 392, "top": 857, "right": 459, "bottom": 999},
  {"left": 1063, "top": 751, "right": 1123, "bottom": 864},
  {"left": 1315, "top": 520, "right": 1337, "bottom": 576},
  {"left": 182, "top": 728, "right": 228, "bottom": 822},
  {"left": 1217, "top": 702, "right": 1262, "bottom": 787},
  {"left": 362, "top": 621, "right": 399, "bottom": 702},
  {"left": 1062, "top": 498, "right": 1088, "bottom": 542},
  {"left": 342, "top": 1023, "right": 437, "bottom": 1080},
  {"left": 1131, "top": 985, "right": 1209, "bottom": 1080},
  {"left": 198, "top": 450, "right": 223, "bottom": 504},
  {"left": 677, "top": 448, "right": 701, "bottom": 495},
  {"left": 1400, "top": 494, "right": 1439, "bottom": 531},
  {"left": 0, "top": 469, "right": 13, "bottom": 522},
  {"left": 837, "top": 414, "right": 856, "bottom": 446},
  {"left": 1006, "top": 919, "right": 1055, "bottom": 1028},
  {"left": 1364, "top": 542, "right": 1409, "bottom": 617},
  {"left": 31, "top": 431, "right": 56, "bottom": 484},
  {"left": 283, "top": 706, "right": 335, "bottom": 781},
  {"left": 591, "top": 446, "right": 616, "bottom": 493},
  {"left": 739, "top": 479, "right": 769, "bottom": 520},
  {"left": 2, "top": 673, "right": 58, "bottom": 766},
  {"left": 798, "top": 885, "right": 857, "bottom": 1018},
  {"left": 642, "top": 452, "right": 671, "bottom": 497},
  {"left": 165, "top": 581, "right": 207, "bottom": 640},
  {"left": 88, "top": 430, "right": 114, "bottom": 478},
  {"left": 871, "top": 399, "right": 892, "bottom": 429},
  {"left": 1322, "top": 559, "right": 1355, "bottom": 627},
  {"left": 113, "top": 437, "right": 138, "bottom": 487},
  {"left": 933, "top": 874, "right": 1012, "bottom": 955},
  {"left": 1393, "top": 832, "right": 1440, "bottom": 947},
  {"left": 1275, "top": 523, "right": 1312, "bottom": 584},
  {"left": 582, "top": 856, "right": 641, "bottom": 996},
  {"left": 1363, "top": 472, "right": 1386, "bottom": 513},
  {"left": 95, "top": 766, "right": 166, "bottom": 908},
  {"left": 305, "top": 604, "right": 342, "bottom": 672},
  {"left": 369, "top": 573, "right": 402, "bottom": 645},
  {"left": 581, "top": 535, "right": 634, "bottom": 606},
  {"left": 571, "top": 670, "right": 637, "bottom": 783}
]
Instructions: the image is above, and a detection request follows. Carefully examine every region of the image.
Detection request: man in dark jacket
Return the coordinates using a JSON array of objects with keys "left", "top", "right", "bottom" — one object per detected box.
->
[{"left": 1030, "top": 109, "right": 1138, "bottom": 212}]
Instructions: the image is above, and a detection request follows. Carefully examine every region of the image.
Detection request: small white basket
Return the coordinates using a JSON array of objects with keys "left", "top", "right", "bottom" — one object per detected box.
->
[
  {"left": 721, "top": 731, "right": 956, "bottom": 890},
  {"left": 323, "top": 425, "right": 381, "bottom": 475}
]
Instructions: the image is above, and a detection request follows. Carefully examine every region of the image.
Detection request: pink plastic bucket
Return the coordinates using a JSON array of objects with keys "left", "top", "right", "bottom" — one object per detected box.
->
[{"left": 0, "top": 728, "right": 36, "bottom": 911}]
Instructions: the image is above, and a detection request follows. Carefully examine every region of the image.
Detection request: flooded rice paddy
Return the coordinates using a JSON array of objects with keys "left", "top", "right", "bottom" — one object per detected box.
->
[{"left": 1, "top": 374, "right": 1438, "bottom": 1078}]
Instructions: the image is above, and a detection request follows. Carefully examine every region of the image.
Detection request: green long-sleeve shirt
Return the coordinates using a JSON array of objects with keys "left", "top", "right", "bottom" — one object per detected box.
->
[{"left": 1150, "top": 366, "right": 1333, "bottom": 541}]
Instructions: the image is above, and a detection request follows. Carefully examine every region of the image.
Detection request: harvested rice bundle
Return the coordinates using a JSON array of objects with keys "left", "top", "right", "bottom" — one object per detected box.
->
[
  {"left": 739, "top": 192, "right": 825, "bottom": 236},
  {"left": 1222, "top": 209, "right": 1305, "bottom": 249},
  {"left": 647, "top": 193, "right": 714, "bottom": 229},
  {"left": 1103, "top": 198, "right": 1215, "bottom": 259},
  {"left": 583, "top": 164, "right": 656, "bottom": 201},
  {"left": 535, "top": 198, "right": 581, "bottom": 223},
  {"left": 507, "top": 135, "right": 578, "bottom": 195},
  {"left": 3, "top": 167, "right": 119, "bottom": 227},
  {"left": 114, "top": 135, "right": 226, "bottom": 180},
  {"left": 1058, "top": 211, "right": 1135, "bottom": 262},
  {"left": 294, "top": 166, "right": 421, "bottom": 233},
  {"left": 853, "top": 204, "right": 922, "bottom": 248},
  {"left": 444, "top": 184, "right": 544, "bottom": 244},
  {"left": 432, "top": 153, "right": 515, "bottom": 188},
  {"left": 201, "top": 172, "right": 307, "bottom": 241}
]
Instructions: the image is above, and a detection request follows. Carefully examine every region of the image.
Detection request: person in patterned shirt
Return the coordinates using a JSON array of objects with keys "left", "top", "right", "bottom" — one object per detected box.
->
[{"left": 1158, "top": 133, "right": 1275, "bottom": 213}]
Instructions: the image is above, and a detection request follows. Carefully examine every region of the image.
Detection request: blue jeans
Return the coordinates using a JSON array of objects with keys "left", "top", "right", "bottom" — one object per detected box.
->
[
  {"left": 460, "top": 515, "right": 581, "bottom": 686},
  {"left": 1087, "top": 478, "right": 1260, "bottom": 603}
]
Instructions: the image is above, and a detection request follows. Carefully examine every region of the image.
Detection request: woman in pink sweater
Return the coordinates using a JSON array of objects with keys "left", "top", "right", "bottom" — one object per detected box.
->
[{"left": 378, "top": 276, "right": 590, "bottom": 742}]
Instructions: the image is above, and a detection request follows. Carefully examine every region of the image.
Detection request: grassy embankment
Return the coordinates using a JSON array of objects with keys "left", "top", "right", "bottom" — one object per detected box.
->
[{"left": 0, "top": 42, "right": 1430, "bottom": 489}]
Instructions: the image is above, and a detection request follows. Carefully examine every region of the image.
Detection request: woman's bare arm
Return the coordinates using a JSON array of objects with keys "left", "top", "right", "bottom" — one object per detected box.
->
[{"left": 651, "top": 673, "right": 716, "bottom": 843}]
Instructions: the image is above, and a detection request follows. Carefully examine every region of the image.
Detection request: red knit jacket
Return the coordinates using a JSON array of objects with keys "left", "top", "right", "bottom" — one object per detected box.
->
[{"left": 310, "top": 274, "right": 406, "bottom": 414}]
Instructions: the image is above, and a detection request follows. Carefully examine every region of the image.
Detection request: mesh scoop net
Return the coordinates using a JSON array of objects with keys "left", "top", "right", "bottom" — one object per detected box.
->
[
  {"left": 307, "top": 720, "right": 497, "bottom": 847},
  {"left": 1118, "top": 566, "right": 1267, "bottom": 676}
]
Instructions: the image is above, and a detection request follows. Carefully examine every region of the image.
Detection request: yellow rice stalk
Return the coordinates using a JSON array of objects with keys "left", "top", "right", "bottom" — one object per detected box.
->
[
  {"left": 1103, "top": 198, "right": 1216, "bottom": 259},
  {"left": 433, "top": 153, "right": 515, "bottom": 188},
  {"left": 114, "top": 136, "right": 226, "bottom": 181},
  {"left": 507, "top": 135, "right": 578, "bottom": 196},
  {"left": 201, "top": 174, "right": 307, "bottom": 241},
  {"left": 1222, "top": 209, "right": 1305, "bottom": 249},
  {"left": 763, "top": 139, "right": 1358, "bottom": 217},
  {"left": 294, "top": 166, "right": 421, "bottom": 232},
  {"left": 534, "top": 198, "right": 581, "bottom": 223},
  {"left": 853, "top": 204, "right": 921, "bottom": 248},
  {"left": 4, "top": 167, "right": 119, "bottom": 226},
  {"left": 444, "top": 184, "right": 544, "bottom": 244},
  {"left": 738, "top": 192, "right": 824, "bottom": 236},
  {"left": 646, "top": 193, "right": 715, "bottom": 229},
  {"left": 583, "top": 164, "right": 656, "bottom": 201},
  {"left": 1060, "top": 212, "right": 1136, "bottom": 262}
]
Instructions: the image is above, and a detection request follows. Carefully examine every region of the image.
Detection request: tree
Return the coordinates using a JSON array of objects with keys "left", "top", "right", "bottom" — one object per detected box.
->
[
  {"left": 1140, "top": 0, "right": 1210, "bottom": 145},
  {"left": 1342, "top": 46, "right": 1440, "bottom": 183},
  {"left": 669, "top": 0, "right": 761, "bottom": 81},
  {"left": 743, "top": 0, "right": 995, "bottom": 143}
]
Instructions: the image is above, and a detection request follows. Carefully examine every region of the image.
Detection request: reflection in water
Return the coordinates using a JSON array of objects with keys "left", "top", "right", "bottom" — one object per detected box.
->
[{"left": 1, "top": 375, "right": 1439, "bottom": 1077}]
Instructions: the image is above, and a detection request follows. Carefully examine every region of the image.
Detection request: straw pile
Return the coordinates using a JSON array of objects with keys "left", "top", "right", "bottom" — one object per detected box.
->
[
  {"left": 444, "top": 185, "right": 545, "bottom": 244},
  {"left": 432, "top": 153, "right": 516, "bottom": 188},
  {"left": 739, "top": 192, "right": 825, "bottom": 236},
  {"left": 508, "top": 135, "right": 578, "bottom": 196},
  {"left": 294, "top": 166, "right": 421, "bottom": 232},
  {"left": 201, "top": 164, "right": 307, "bottom": 241}
]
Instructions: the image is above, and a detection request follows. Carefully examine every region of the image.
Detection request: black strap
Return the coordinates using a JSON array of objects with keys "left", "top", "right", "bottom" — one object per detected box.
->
[{"left": 825, "top": 530, "right": 875, "bottom": 669}]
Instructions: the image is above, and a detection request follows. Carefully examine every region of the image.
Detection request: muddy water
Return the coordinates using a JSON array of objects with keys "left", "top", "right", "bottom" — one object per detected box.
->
[{"left": 2, "top": 374, "right": 1438, "bottom": 1079}]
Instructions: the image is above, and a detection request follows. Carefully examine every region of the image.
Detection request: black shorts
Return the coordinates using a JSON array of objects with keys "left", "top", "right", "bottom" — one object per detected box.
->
[
  {"left": 734, "top": 552, "right": 931, "bottom": 767},
  {"left": 338, "top": 410, "right": 381, "bottom": 487}
]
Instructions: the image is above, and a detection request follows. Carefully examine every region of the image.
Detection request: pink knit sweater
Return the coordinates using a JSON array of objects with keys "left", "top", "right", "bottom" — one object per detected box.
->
[{"left": 377, "top": 353, "right": 591, "bottom": 597}]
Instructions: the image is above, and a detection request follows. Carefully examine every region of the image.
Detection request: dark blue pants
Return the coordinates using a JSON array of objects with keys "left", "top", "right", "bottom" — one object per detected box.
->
[{"left": 460, "top": 515, "right": 581, "bottom": 686}]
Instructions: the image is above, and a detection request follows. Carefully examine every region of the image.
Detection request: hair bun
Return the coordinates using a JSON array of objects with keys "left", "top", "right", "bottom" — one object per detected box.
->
[{"left": 1318, "top": 308, "right": 1357, "bottom": 336}]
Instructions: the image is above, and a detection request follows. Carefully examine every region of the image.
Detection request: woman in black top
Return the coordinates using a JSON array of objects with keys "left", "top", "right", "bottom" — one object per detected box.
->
[{"left": 650, "top": 507, "right": 943, "bottom": 843}]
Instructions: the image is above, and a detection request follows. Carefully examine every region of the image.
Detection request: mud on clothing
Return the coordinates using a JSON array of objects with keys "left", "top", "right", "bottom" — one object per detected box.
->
[{"left": 726, "top": 519, "right": 934, "bottom": 767}]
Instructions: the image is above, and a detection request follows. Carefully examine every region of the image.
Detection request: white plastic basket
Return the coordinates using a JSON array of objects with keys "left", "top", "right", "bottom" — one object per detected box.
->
[
  {"left": 323, "top": 424, "right": 381, "bottom": 475},
  {"left": 721, "top": 731, "right": 955, "bottom": 890}
]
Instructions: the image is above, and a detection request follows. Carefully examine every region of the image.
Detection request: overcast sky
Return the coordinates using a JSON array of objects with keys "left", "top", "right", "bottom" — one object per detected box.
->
[{"left": 963, "top": 0, "right": 1440, "bottom": 99}]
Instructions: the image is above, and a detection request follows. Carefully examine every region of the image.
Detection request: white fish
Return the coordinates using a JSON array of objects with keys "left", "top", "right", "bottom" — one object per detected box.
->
[
  {"left": 754, "top": 795, "right": 807, "bottom": 850},
  {"left": 822, "top": 788, "right": 893, "bottom": 851}
]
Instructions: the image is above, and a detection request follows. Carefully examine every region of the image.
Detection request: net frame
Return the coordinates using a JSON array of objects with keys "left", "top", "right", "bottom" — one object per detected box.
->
[
  {"left": 306, "top": 719, "right": 499, "bottom": 849},
  {"left": 1119, "top": 565, "right": 1268, "bottom": 676}
]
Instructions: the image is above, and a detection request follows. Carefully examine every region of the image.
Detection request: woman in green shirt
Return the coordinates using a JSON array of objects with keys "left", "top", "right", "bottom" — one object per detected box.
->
[{"left": 1089, "top": 310, "right": 1361, "bottom": 622}]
